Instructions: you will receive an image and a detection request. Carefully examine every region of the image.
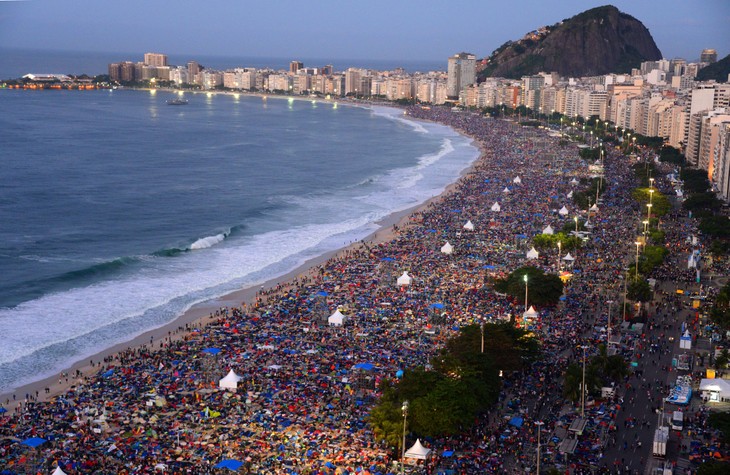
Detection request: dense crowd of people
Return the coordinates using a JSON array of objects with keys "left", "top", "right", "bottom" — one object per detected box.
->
[{"left": 0, "top": 106, "right": 726, "bottom": 475}]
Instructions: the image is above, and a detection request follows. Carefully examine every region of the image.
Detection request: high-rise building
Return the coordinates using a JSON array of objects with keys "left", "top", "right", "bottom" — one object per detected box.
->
[
  {"left": 187, "top": 61, "right": 201, "bottom": 84},
  {"left": 144, "top": 53, "right": 168, "bottom": 68},
  {"left": 290, "top": 61, "right": 304, "bottom": 73},
  {"left": 446, "top": 52, "right": 476, "bottom": 99},
  {"left": 700, "top": 49, "right": 718, "bottom": 64}
]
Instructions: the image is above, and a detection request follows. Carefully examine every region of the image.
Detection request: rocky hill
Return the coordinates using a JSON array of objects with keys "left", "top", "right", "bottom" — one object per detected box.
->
[
  {"left": 479, "top": 5, "right": 662, "bottom": 79},
  {"left": 696, "top": 54, "right": 730, "bottom": 82}
]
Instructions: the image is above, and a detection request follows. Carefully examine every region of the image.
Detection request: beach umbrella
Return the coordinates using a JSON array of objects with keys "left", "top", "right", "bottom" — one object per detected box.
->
[{"left": 0, "top": 407, "right": 7, "bottom": 414}]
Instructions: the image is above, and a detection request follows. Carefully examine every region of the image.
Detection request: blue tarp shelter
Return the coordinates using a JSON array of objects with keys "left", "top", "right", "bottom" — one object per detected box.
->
[
  {"left": 214, "top": 459, "right": 243, "bottom": 471},
  {"left": 508, "top": 416, "right": 524, "bottom": 428},
  {"left": 21, "top": 437, "right": 46, "bottom": 448},
  {"left": 353, "top": 363, "right": 375, "bottom": 371},
  {"left": 202, "top": 348, "right": 221, "bottom": 355}
]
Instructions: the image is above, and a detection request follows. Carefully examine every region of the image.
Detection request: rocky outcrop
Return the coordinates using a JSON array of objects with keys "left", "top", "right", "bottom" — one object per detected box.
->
[{"left": 479, "top": 5, "right": 662, "bottom": 79}]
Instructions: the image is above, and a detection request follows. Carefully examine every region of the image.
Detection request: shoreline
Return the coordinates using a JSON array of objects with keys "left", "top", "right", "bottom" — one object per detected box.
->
[{"left": 0, "top": 108, "right": 483, "bottom": 410}]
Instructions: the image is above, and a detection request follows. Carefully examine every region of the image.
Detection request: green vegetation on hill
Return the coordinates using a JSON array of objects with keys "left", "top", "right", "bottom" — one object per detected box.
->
[{"left": 696, "top": 54, "right": 730, "bottom": 82}]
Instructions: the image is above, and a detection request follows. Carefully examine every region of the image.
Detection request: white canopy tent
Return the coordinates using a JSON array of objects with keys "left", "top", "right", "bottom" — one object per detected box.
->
[
  {"left": 523, "top": 306, "right": 539, "bottom": 319},
  {"left": 590, "top": 203, "right": 599, "bottom": 213},
  {"left": 526, "top": 247, "right": 539, "bottom": 260},
  {"left": 542, "top": 225, "right": 554, "bottom": 235},
  {"left": 503, "top": 187, "right": 510, "bottom": 193},
  {"left": 51, "top": 467, "right": 68, "bottom": 475},
  {"left": 491, "top": 202, "right": 501, "bottom": 212},
  {"left": 440, "top": 242, "right": 454, "bottom": 255},
  {"left": 513, "top": 176, "right": 522, "bottom": 184},
  {"left": 567, "top": 190, "right": 573, "bottom": 198},
  {"left": 563, "top": 252, "right": 575, "bottom": 261},
  {"left": 700, "top": 378, "right": 730, "bottom": 402},
  {"left": 328, "top": 309, "right": 346, "bottom": 326},
  {"left": 219, "top": 370, "right": 243, "bottom": 391},
  {"left": 558, "top": 206, "right": 569, "bottom": 216},
  {"left": 570, "top": 178, "right": 579, "bottom": 186},
  {"left": 463, "top": 220, "right": 475, "bottom": 231},
  {"left": 404, "top": 439, "right": 432, "bottom": 460},
  {"left": 397, "top": 272, "right": 413, "bottom": 286}
]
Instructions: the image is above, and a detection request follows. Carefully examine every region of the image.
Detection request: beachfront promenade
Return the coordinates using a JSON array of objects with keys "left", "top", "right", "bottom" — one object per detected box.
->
[{"left": 0, "top": 107, "right": 721, "bottom": 474}]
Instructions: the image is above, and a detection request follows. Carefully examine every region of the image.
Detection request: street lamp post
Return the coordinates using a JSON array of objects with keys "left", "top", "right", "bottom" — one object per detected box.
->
[
  {"left": 481, "top": 322, "right": 485, "bottom": 353},
  {"left": 524, "top": 274, "right": 529, "bottom": 313},
  {"left": 401, "top": 401, "right": 409, "bottom": 475},
  {"left": 557, "top": 241, "right": 562, "bottom": 271},
  {"left": 536, "top": 420, "right": 544, "bottom": 474},
  {"left": 606, "top": 300, "right": 614, "bottom": 349},
  {"left": 581, "top": 345, "right": 588, "bottom": 418},
  {"left": 635, "top": 241, "right": 641, "bottom": 275},
  {"left": 574, "top": 216, "right": 579, "bottom": 234},
  {"left": 647, "top": 203, "right": 653, "bottom": 225}
]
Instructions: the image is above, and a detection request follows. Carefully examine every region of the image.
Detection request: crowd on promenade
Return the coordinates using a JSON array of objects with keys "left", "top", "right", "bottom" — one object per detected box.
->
[{"left": 1, "top": 106, "right": 726, "bottom": 475}]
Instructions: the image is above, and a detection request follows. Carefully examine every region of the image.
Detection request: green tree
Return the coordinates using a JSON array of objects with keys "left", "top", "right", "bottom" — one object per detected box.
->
[
  {"left": 533, "top": 232, "right": 582, "bottom": 252},
  {"left": 699, "top": 216, "right": 730, "bottom": 240},
  {"left": 627, "top": 277, "right": 652, "bottom": 302},
  {"left": 639, "top": 245, "right": 669, "bottom": 274},
  {"left": 563, "top": 361, "right": 600, "bottom": 403},
  {"left": 631, "top": 188, "right": 671, "bottom": 217},
  {"left": 494, "top": 266, "right": 564, "bottom": 307},
  {"left": 710, "top": 282, "right": 730, "bottom": 330},
  {"left": 681, "top": 169, "right": 711, "bottom": 194},
  {"left": 698, "top": 461, "right": 730, "bottom": 475},
  {"left": 683, "top": 192, "right": 723, "bottom": 213}
]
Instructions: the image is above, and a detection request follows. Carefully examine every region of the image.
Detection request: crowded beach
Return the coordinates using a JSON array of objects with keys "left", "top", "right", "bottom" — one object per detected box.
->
[{"left": 1, "top": 105, "right": 727, "bottom": 475}]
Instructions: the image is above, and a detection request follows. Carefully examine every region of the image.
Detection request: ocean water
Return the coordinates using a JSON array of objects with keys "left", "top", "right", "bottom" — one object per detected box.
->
[{"left": 0, "top": 89, "right": 478, "bottom": 393}]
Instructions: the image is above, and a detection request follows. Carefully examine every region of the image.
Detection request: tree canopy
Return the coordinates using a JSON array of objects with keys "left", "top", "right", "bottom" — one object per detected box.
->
[
  {"left": 368, "top": 323, "right": 537, "bottom": 447},
  {"left": 493, "top": 266, "right": 564, "bottom": 307}
]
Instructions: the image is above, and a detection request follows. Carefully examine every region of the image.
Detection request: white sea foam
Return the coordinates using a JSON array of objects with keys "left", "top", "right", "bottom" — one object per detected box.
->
[{"left": 189, "top": 231, "right": 228, "bottom": 250}]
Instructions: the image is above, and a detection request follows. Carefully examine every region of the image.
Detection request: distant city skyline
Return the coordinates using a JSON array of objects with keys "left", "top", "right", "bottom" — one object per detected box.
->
[{"left": 0, "top": 0, "right": 727, "bottom": 67}]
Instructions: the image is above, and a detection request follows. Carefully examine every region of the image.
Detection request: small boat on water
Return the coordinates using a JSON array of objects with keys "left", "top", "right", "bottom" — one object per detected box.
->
[{"left": 166, "top": 98, "right": 188, "bottom": 105}]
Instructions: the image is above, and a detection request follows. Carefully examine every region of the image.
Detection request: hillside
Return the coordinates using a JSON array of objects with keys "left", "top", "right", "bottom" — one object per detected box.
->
[
  {"left": 696, "top": 54, "right": 730, "bottom": 82},
  {"left": 479, "top": 5, "right": 662, "bottom": 79}
]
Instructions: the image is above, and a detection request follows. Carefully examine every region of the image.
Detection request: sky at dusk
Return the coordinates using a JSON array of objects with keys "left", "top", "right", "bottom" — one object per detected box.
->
[{"left": 0, "top": 0, "right": 727, "bottom": 65}]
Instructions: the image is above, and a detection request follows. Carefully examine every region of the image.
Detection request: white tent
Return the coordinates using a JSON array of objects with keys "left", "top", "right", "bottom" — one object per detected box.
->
[
  {"left": 503, "top": 187, "right": 510, "bottom": 193},
  {"left": 558, "top": 206, "right": 569, "bottom": 216},
  {"left": 700, "top": 378, "right": 730, "bottom": 402},
  {"left": 513, "top": 176, "right": 522, "bottom": 184},
  {"left": 328, "top": 309, "right": 346, "bottom": 326},
  {"left": 567, "top": 190, "right": 573, "bottom": 198},
  {"left": 404, "top": 439, "right": 432, "bottom": 460},
  {"left": 463, "top": 220, "right": 475, "bottom": 231},
  {"left": 542, "top": 225, "right": 554, "bottom": 235},
  {"left": 563, "top": 252, "right": 575, "bottom": 261},
  {"left": 218, "top": 370, "right": 243, "bottom": 391},
  {"left": 491, "top": 202, "right": 501, "bottom": 212},
  {"left": 590, "top": 203, "right": 599, "bottom": 212},
  {"left": 397, "top": 272, "right": 413, "bottom": 286},
  {"left": 440, "top": 242, "right": 453, "bottom": 255},
  {"left": 526, "top": 247, "right": 539, "bottom": 259},
  {"left": 523, "top": 306, "right": 539, "bottom": 319},
  {"left": 51, "top": 467, "right": 68, "bottom": 475},
  {"left": 570, "top": 178, "right": 579, "bottom": 186}
]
